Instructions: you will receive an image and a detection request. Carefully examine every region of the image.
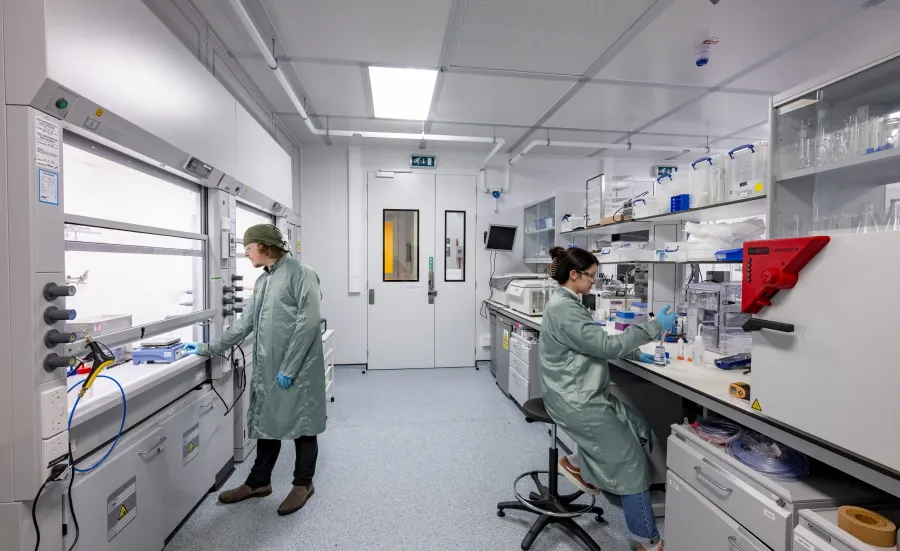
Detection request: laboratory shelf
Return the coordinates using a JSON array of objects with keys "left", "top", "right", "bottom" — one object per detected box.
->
[
  {"left": 524, "top": 227, "right": 556, "bottom": 235},
  {"left": 524, "top": 257, "right": 552, "bottom": 264},
  {"left": 592, "top": 259, "right": 743, "bottom": 265},
  {"left": 559, "top": 196, "right": 767, "bottom": 239},
  {"left": 778, "top": 145, "right": 900, "bottom": 184}
]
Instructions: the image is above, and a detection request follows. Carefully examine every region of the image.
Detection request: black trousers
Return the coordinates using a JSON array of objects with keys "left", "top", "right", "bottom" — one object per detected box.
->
[{"left": 245, "top": 436, "right": 318, "bottom": 489}]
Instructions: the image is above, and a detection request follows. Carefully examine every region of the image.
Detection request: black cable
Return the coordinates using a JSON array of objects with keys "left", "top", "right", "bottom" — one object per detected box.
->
[
  {"left": 65, "top": 457, "right": 79, "bottom": 551},
  {"left": 211, "top": 340, "right": 249, "bottom": 416},
  {"left": 480, "top": 251, "right": 498, "bottom": 320},
  {"left": 32, "top": 464, "right": 67, "bottom": 551}
]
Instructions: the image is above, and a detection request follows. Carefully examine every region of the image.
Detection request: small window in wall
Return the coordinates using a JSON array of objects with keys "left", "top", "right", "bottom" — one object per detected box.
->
[
  {"left": 383, "top": 209, "right": 419, "bottom": 282},
  {"left": 444, "top": 211, "right": 465, "bottom": 282}
]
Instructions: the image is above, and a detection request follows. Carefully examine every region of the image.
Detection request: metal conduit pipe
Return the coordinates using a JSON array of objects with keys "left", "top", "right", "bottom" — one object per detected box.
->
[
  {"left": 509, "top": 139, "right": 721, "bottom": 165},
  {"left": 228, "top": 0, "right": 504, "bottom": 171}
]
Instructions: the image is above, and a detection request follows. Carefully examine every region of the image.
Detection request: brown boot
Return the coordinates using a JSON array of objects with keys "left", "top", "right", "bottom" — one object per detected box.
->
[
  {"left": 277, "top": 484, "right": 314, "bottom": 516},
  {"left": 218, "top": 484, "right": 272, "bottom": 504}
]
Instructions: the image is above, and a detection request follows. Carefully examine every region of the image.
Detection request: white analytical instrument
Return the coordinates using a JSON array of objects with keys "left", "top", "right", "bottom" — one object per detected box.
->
[
  {"left": 489, "top": 273, "right": 545, "bottom": 307},
  {"left": 507, "top": 278, "right": 554, "bottom": 316}
]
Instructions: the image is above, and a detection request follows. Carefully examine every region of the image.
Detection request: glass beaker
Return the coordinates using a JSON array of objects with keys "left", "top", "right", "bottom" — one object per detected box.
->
[
  {"left": 856, "top": 202, "right": 879, "bottom": 234},
  {"left": 797, "top": 120, "right": 812, "bottom": 169},
  {"left": 883, "top": 118, "right": 900, "bottom": 150},
  {"left": 815, "top": 109, "right": 830, "bottom": 164},
  {"left": 854, "top": 106, "right": 869, "bottom": 155},
  {"left": 886, "top": 202, "right": 900, "bottom": 232}
]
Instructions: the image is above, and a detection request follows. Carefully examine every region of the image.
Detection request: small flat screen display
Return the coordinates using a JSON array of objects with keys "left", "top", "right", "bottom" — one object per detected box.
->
[{"left": 485, "top": 225, "right": 517, "bottom": 251}]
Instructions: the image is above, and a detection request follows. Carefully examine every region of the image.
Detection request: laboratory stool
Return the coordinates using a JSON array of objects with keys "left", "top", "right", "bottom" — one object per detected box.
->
[{"left": 497, "top": 398, "right": 606, "bottom": 551}]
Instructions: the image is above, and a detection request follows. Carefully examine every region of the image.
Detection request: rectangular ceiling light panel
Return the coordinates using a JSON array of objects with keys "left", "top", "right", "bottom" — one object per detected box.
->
[{"left": 369, "top": 66, "right": 438, "bottom": 121}]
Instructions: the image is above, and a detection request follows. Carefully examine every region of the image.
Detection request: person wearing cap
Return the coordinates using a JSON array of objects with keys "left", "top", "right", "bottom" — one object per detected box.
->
[{"left": 183, "top": 224, "right": 325, "bottom": 516}]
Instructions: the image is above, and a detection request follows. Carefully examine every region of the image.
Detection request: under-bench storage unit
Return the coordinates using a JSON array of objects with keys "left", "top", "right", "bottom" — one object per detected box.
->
[{"left": 665, "top": 424, "right": 887, "bottom": 551}]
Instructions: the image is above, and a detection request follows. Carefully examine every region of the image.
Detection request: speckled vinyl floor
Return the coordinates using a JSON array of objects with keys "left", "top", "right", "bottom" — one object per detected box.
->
[{"left": 165, "top": 366, "right": 663, "bottom": 551}]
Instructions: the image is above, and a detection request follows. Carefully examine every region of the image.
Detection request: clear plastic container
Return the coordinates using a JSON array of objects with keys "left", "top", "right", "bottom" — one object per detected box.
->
[
  {"left": 725, "top": 141, "right": 768, "bottom": 200},
  {"left": 689, "top": 156, "right": 714, "bottom": 208}
]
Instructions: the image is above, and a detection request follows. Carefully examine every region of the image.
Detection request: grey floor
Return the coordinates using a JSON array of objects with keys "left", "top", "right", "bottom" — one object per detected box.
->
[{"left": 165, "top": 366, "right": 663, "bottom": 551}]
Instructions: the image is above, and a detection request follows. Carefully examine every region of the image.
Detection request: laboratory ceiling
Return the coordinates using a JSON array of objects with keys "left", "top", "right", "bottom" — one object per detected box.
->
[{"left": 186, "top": 0, "right": 900, "bottom": 160}]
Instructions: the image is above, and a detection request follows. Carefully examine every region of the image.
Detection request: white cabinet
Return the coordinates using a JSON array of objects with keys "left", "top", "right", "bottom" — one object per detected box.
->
[{"left": 65, "top": 424, "right": 167, "bottom": 551}]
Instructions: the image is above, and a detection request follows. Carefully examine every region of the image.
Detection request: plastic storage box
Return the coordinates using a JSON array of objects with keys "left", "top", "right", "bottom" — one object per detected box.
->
[{"left": 725, "top": 141, "right": 768, "bottom": 200}]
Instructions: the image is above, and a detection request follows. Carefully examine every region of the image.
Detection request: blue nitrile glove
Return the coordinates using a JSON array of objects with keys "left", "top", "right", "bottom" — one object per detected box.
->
[
  {"left": 655, "top": 305, "right": 676, "bottom": 333},
  {"left": 639, "top": 352, "right": 669, "bottom": 364},
  {"left": 183, "top": 342, "right": 200, "bottom": 355},
  {"left": 277, "top": 373, "right": 293, "bottom": 389}
]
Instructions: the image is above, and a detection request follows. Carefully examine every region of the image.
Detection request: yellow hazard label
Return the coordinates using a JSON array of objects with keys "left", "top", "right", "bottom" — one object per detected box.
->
[
  {"left": 503, "top": 330, "right": 509, "bottom": 350},
  {"left": 751, "top": 399, "right": 762, "bottom": 412},
  {"left": 189, "top": 441, "right": 195, "bottom": 452},
  {"left": 754, "top": 182, "right": 764, "bottom": 193},
  {"left": 118, "top": 504, "right": 128, "bottom": 520},
  {"left": 96, "top": 108, "right": 104, "bottom": 117}
]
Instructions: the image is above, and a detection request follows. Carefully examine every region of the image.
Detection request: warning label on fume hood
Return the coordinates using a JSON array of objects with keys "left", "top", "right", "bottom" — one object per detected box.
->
[
  {"left": 183, "top": 423, "right": 200, "bottom": 466},
  {"left": 107, "top": 476, "right": 137, "bottom": 541},
  {"left": 34, "top": 113, "right": 60, "bottom": 171}
]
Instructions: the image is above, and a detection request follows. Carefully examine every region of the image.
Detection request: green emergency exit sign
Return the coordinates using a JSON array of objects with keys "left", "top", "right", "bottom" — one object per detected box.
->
[
  {"left": 411, "top": 155, "right": 436, "bottom": 168},
  {"left": 655, "top": 165, "right": 678, "bottom": 178}
]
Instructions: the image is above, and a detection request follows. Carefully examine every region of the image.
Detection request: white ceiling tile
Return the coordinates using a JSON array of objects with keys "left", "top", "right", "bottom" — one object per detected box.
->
[
  {"left": 262, "top": 0, "right": 451, "bottom": 66},
  {"left": 292, "top": 62, "right": 369, "bottom": 118},
  {"left": 596, "top": 0, "right": 864, "bottom": 88},
  {"left": 434, "top": 73, "right": 571, "bottom": 125},
  {"left": 731, "top": 6, "right": 900, "bottom": 93},
  {"left": 546, "top": 83, "right": 699, "bottom": 131},
  {"left": 451, "top": 0, "right": 656, "bottom": 75},
  {"left": 641, "top": 92, "right": 770, "bottom": 137}
]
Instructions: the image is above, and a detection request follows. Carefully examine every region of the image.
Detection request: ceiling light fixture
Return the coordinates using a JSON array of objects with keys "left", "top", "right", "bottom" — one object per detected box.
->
[{"left": 369, "top": 66, "right": 438, "bottom": 121}]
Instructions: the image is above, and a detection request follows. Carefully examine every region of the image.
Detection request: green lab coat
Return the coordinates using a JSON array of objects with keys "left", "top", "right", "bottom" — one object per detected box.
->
[
  {"left": 200, "top": 257, "right": 326, "bottom": 440},
  {"left": 539, "top": 288, "right": 661, "bottom": 495}
]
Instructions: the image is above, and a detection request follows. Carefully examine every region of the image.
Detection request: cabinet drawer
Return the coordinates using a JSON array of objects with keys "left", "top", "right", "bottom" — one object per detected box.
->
[
  {"left": 509, "top": 351, "right": 529, "bottom": 381},
  {"left": 66, "top": 426, "right": 167, "bottom": 551},
  {"left": 509, "top": 334, "right": 533, "bottom": 363},
  {"left": 666, "top": 471, "right": 773, "bottom": 551},
  {"left": 667, "top": 429, "right": 791, "bottom": 551},
  {"left": 509, "top": 368, "right": 529, "bottom": 407}
]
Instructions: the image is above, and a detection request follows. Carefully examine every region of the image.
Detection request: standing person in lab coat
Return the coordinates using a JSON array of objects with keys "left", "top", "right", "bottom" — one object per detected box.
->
[
  {"left": 540, "top": 247, "right": 676, "bottom": 551},
  {"left": 183, "top": 224, "right": 326, "bottom": 516}
]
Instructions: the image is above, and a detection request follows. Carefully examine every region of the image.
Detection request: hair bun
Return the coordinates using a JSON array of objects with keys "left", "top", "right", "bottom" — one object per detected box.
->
[{"left": 549, "top": 246, "right": 566, "bottom": 260}]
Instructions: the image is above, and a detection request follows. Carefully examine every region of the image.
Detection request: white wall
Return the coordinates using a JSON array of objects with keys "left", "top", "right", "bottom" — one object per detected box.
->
[{"left": 301, "top": 145, "right": 673, "bottom": 364}]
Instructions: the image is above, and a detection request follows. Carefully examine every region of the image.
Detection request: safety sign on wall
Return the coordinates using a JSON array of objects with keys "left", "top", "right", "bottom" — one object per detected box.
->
[
  {"left": 107, "top": 476, "right": 137, "bottom": 542},
  {"left": 183, "top": 423, "right": 200, "bottom": 466},
  {"left": 503, "top": 329, "right": 509, "bottom": 350}
]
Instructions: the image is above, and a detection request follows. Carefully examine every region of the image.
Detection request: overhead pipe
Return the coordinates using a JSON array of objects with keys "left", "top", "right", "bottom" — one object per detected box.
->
[
  {"left": 508, "top": 139, "right": 720, "bottom": 165},
  {"left": 228, "top": 0, "right": 503, "bottom": 165}
]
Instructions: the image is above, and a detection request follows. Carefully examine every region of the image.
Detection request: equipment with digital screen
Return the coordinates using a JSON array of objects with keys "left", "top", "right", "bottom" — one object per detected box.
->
[
  {"left": 184, "top": 156, "right": 213, "bottom": 178},
  {"left": 485, "top": 225, "right": 518, "bottom": 251}
]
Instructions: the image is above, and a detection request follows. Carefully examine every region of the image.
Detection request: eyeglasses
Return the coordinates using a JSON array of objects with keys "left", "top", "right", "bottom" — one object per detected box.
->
[{"left": 578, "top": 270, "right": 598, "bottom": 280}]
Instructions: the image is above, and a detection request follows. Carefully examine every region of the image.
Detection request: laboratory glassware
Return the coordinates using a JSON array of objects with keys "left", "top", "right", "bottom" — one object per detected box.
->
[
  {"left": 815, "top": 109, "right": 829, "bottom": 164},
  {"left": 886, "top": 202, "right": 900, "bottom": 232},
  {"left": 854, "top": 105, "right": 869, "bottom": 155},
  {"left": 856, "top": 202, "right": 879, "bottom": 234},
  {"left": 882, "top": 118, "right": 900, "bottom": 150},
  {"left": 797, "top": 120, "right": 813, "bottom": 169}
]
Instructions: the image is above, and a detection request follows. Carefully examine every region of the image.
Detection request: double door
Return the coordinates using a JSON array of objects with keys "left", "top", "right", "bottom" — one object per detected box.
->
[{"left": 367, "top": 173, "right": 476, "bottom": 370}]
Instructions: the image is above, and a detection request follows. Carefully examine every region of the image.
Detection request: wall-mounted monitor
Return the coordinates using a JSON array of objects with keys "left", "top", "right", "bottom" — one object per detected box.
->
[{"left": 485, "top": 225, "right": 518, "bottom": 251}]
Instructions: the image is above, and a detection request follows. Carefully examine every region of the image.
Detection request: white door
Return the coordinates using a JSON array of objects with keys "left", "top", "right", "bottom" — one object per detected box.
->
[
  {"left": 435, "top": 175, "right": 477, "bottom": 367},
  {"left": 367, "top": 173, "right": 436, "bottom": 369},
  {"left": 367, "top": 173, "right": 477, "bottom": 369}
]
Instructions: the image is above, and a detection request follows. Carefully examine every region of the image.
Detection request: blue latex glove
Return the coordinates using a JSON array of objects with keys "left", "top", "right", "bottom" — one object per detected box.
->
[
  {"left": 639, "top": 352, "right": 669, "bottom": 365},
  {"left": 277, "top": 373, "right": 293, "bottom": 389},
  {"left": 655, "top": 305, "right": 676, "bottom": 333},
  {"left": 183, "top": 342, "right": 200, "bottom": 355}
]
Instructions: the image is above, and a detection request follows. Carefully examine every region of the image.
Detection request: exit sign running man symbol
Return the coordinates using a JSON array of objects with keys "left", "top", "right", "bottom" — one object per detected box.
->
[{"left": 410, "top": 155, "right": 436, "bottom": 168}]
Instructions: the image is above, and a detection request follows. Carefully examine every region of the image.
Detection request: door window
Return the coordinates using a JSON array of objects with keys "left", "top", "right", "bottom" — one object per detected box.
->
[
  {"left": 383, "top": 209, "right": 419, "bottom": 282},
  {"left": 444, "top": 211, "right": 465, "bottom": 282}
]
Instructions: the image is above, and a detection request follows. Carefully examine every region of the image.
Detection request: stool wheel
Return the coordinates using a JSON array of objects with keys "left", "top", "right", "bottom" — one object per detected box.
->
[
  {"left": 595, "top": 514, "right": 603, "bottom": 522},
  {"left": 497, "top": 510, "right": 506, "bottom": 518},
  {"left": 525, "top": 417, "right": 534, "bottom": 423}
]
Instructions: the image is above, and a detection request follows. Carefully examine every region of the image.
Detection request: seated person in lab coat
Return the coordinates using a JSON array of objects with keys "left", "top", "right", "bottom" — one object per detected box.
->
[
  {"left": 184, "top": 224, "right": 326, "bottom": 517},
  {"left": 540, "top": 247, "right": 676, "bottom": 551}
]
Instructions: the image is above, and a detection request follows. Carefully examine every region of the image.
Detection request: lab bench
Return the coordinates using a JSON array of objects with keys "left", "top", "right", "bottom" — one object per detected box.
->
[{"left": 485, "top": 301, "right": 900, "bottom": 501}]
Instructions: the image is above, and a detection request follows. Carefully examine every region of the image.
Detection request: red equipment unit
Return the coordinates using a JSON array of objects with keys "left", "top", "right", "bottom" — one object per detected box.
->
[{"left": 742, "top": 236, "right": 830, "bottom": 314}]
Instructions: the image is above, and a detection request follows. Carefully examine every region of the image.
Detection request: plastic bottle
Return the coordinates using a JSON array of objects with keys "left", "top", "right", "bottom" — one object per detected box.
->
[
  {"left": 694, "top": 335, "right": 706, "bottom": 367},
  {"left": 654, "top": 344, "right": 667, "bottom": 366}
]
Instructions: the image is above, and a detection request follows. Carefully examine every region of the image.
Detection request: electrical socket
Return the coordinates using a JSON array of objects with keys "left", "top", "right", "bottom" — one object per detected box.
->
[
  {"left": 41, "top": 432, "right": 69, "bottom": 480},
  {"left": 40, "top": 386, "right": 67, "bottom": 438},
  {"left": 480, "top": 335, "right": 492, "bottom": 348}
]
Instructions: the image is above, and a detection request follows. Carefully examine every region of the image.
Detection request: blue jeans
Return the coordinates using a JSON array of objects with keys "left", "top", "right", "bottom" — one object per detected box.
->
[{"left": 605, "top": 490, "right": 660, "bottom": 544}]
